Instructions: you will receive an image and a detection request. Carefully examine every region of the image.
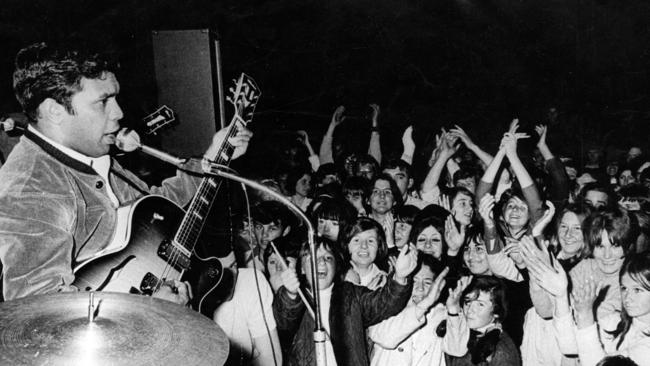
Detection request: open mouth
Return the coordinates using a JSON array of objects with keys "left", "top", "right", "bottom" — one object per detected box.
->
[{"left": 317, "top": 270, "right": 328, "bottom": 279}]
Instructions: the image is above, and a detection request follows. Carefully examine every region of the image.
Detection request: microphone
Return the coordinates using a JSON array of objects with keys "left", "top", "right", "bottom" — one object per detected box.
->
[{"left": 115, "top": 128, "right": 188, "bottom": 167}]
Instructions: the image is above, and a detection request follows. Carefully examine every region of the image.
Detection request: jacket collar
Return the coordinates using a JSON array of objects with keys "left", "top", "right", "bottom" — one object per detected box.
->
[{"left": 24, "top": 126, "right": 97, "bottom": 175}]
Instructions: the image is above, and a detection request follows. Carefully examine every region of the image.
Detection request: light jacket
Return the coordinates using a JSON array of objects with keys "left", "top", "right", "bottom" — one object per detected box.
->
[{"left": 0, "top": 129, "right": 201, "bottom": 300}]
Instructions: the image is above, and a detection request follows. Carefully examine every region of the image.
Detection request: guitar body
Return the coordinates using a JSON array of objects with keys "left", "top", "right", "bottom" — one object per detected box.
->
[{"left": 73, "top": 195, "right": 231, "bottom": 317}]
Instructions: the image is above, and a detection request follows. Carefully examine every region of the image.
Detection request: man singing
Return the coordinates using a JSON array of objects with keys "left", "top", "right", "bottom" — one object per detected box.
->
[{"left": 0, "top": 42, "right": 252, "bottom": 302}]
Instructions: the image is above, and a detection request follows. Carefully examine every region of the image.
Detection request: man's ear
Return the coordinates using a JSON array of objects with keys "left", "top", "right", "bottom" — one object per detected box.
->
[
  {"left": 39, "top": 98, "right": 68, "bottom": 125},
  {"left": 408, "top": 178, "right": 414, "bottom": 190}
]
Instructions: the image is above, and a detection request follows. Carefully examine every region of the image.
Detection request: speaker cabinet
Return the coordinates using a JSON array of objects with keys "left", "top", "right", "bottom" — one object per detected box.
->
[{"left": 152, "top": 29, "right": 220, "bottom": 157}]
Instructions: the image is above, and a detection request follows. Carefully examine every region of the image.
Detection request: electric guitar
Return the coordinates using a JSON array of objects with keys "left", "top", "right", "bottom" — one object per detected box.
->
[{"left": 72, "top": 74, "right": 260, "bottom": 317}]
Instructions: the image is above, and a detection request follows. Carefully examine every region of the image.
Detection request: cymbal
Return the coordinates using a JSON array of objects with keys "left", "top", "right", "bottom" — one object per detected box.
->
[{"left": 0, "top": 291, "right": 229, "bottom": 366}]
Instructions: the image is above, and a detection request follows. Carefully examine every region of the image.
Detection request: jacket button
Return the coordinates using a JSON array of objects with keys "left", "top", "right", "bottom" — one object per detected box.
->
[
  {"left": 96, "top": 181, "right": 104, "bottom": 189},
  {"left": 398, "top": 347, "right": 404, "bottom": 352}
]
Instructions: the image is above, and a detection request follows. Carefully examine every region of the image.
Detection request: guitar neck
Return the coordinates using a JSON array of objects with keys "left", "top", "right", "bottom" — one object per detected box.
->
[{"left": 172, "top": 119, "right": 241, "bottom": 251}]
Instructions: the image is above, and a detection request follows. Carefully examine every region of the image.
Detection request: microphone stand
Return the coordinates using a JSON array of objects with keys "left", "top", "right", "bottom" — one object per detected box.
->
[{"left": 203, "top": 164, "right": 328, "bottom": 366}]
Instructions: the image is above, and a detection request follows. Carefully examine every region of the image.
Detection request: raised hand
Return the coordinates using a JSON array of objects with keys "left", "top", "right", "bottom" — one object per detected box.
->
[
  {"left": 402, "top": 125, "right": 415, "bottom": 150},
  {"left": 369, "top": 103, "right": 380, "bottom": 126},
  {"left": 208, "top": 122, "right": 253, "bottom": 160},
  {"left": 449, "top": 125, "right": 476, "bottom": 150},
  {"left": 445, "top": 215, "right": 466, "bottom": 255},
  {"left": 331, "top": 105, "right": 346, "bottom": 127},
  {"left": 524, "top": 248, "right": 568, "bottom": 298},
  {"left": 394, "top": 244, "right": 419, "bottom": 283},
  {"left": 296, "top": 130, "right": 309, "bottom": 144},
  {"left": 367, "top": 273, "right": 387, "bottom": 291},
  {"left": 447, "top": 275, "right": 473, "bottom": 314},
  {"left": 280, "top": 266, "right": 302, "bottom": 298},
  {"left": 478, "top": 194, "right": 496, "bottom": 228},
  {"left": 503, "top": 237, "right": 525, "bottom": 267},
  {"left": 571, "top": 277, "right": 603, "bottom": 328},
  {"left": 416, "top": 267, "right": 450, "bottom": 310},
  {"left": 439, "top": 194, "right": 452, "bottom": 213},
  {"left": 535, "top": 124, "right": 548, "bottom": 148},
  {"left": 532, "top": 200, "right": 555, "bottom": 237}
]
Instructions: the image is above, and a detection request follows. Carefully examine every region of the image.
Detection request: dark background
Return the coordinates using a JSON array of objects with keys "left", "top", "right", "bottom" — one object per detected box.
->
[{"left": 1, "top": 0, "right": 649, "bottom": 176}]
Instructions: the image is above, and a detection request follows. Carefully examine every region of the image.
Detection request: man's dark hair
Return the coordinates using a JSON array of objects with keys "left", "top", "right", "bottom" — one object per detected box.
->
[
  {"left": 13, "top": 42, "right": 117, "bottom": 122},
  {"left": 382, "top": 158, "right": 412, "bottom": 179}
]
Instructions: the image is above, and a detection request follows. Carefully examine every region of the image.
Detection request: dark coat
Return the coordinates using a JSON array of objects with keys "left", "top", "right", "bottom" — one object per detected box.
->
[{"left": 273, "top": 277, "right": 412, "bottom": 366}]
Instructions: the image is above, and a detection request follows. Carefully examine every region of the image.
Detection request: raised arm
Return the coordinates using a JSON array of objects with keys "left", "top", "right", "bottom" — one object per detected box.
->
[
  {"left": 297, "top": 130, "right": 320, "bottom": 172},
  {"left": 400, "top": 125, "right": 415, "bottom": 165},
  {"left": 421, "top": 132, "right": 459, "bottom": 196},
  {"left": 368, "top": 103, "right": 382, "bottom": 164},
  {"left": 535, "top": 125, "right": 570, "bottom": 207},
  {"left": 319, "top": 105, "right": 345, "bottom": 164},
  {"left": 449, "top": 125, "right": 494, "bottom": 168}
]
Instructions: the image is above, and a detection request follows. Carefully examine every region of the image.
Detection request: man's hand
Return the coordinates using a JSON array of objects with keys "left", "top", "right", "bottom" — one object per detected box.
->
[
  {"left": 153, "top": 280, "right": 192, "bottom": 306},
  {"left": 205, "top": 122, "right": 253, "bottom": 160}
]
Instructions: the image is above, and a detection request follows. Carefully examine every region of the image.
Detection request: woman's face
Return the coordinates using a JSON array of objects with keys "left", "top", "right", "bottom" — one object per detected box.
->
[
  {"left": 348, "top": 229, "right": 380, "bottom": 267},
  {"left": 394, "top": 221, "right": 412, "bottom": 248},
  {"left": 463, "top": 239, "right": 491, "bottom": 275},
  {"left": 302, "top": 246, "right": 337, "bottom": 290},
  {"left": 557, "top": 212, "right": 584, "bottom": 257},
  {"left": 317, "top": 218, "right": 340, "bottom": 242},
  {"left": 619, "top": 170, "right": 636, "bottom": 188},
  {"left": 463, "top": 290, "right": 496, "bottom": 329},
  {"left": 411, "top": 265, "right": 435, "bottom": 305},
  {"left": 592, "top": 230, "right": 625, "bottom": 275},
  {"left": 369, "top": 179, "right": 395, "bottom": 215},
  {"left": 295, "top": 174, "right": 312, "bottom": 197},
  {"left": 416, "top": 226, "right": 443, "bottom": 259},
  {"left": 266, "top": 253, "right": 297, "bottom": 276},
  {"left": 452, "top": 193, "right": 474, "bottom": 226},
  {"left": 503, "top": 197, "right": 529, "bottom": 230},
  {"left": 621, "top": 273, "right": 650, "bottom": 322}
]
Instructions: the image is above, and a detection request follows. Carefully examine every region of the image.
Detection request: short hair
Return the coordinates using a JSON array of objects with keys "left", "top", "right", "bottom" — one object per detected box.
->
[
  {"left": 462, "top": 276, "right": 508, "bottom": 321},
  {"left": 315, "top": 163, "right": 341, "bottom": 185},
  {"left": 582, "top": 209, "right": 637, "bottom": 258},
  {"left": 364, "top": 173, "right": 404, "bottom": 209},
  {"left": 343, "top": 176, "right": 369, "bottom": 195},
  {"left": 263, "top": 236, "right": 301, "bottom": 268},
  {"left": 13, "top": 42, "right": 117, "bottom": 122},
  {"left": 252, "top": 200, "right": 294, "bottom": 228},
  {"left": 395, "top": 205, "right": 420, "bottom": 225},
  {"left": 382, "top": 158, "right": 412, "bottom": 179},
  {"left": 354, "top": 154, "right": 380, "bottom": 177},
  {"left": 338, "top": 216, "right": 388, "bottom": 266},
  {"left": 579, "top": 182, "right": 617, "bottom": 210},
  {"left": 453, "top": 168, "right": 477, "bottom": 184},
  {"left": 309, "top": 197, "right": 357, "bottom": 226}
]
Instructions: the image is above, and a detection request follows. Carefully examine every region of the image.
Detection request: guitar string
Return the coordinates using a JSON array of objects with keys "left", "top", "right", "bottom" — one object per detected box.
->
[
  {"left": 157, "top": 79, "right": 253, "bottom": 292},
  {"left": 156, "top": 120, "right": 241, "bottom": 292}
]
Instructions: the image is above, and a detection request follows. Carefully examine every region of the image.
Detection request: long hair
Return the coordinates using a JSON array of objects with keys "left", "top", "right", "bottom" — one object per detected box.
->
[
  {"left": 552, "top": 203, "right": 592, "bottom": 258},
  {"left": 609, "top": 252, "right": 650, "bottom": 349},
  {"left": 581, "top": 208, "right": 637, "bottom": 259}
]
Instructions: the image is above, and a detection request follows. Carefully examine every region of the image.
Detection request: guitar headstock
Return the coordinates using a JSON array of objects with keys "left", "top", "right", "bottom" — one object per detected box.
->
[
  {"left": 226, "top": 73, "right": 261, "bottom": 127},
  {"left": 143, "top": 105, "right": 175, "bottom": 135}
]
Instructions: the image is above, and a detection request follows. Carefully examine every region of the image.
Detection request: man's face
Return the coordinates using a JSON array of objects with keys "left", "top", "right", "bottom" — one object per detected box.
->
[
  {"left": 584, "top": 190, "right": 609, "bottom": 209},
  {"left": 369, "top": 179, "right": 395, "bottom": 215},
  {"left": 357, "top": 163, "right": 376, "bottom": 181},
  {"left": 59, "top": 73, "right": 123, "bottom": 157},
  {"left": 383, "top": 167, "right": 411, "bottom": 197},
  {"left": 254, "top": 221, "right": 285, "bottom": 250}
]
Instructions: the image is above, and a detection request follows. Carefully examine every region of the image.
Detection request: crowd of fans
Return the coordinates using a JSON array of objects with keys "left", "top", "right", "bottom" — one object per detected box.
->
[{"left": 232, "top": 103, "right": 650, "bottom": 366}]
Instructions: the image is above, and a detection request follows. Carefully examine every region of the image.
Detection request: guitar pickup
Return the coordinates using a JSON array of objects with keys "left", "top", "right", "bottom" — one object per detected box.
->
[{"left": 157, "top": 240, "right": 191, "bottom": 271}]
